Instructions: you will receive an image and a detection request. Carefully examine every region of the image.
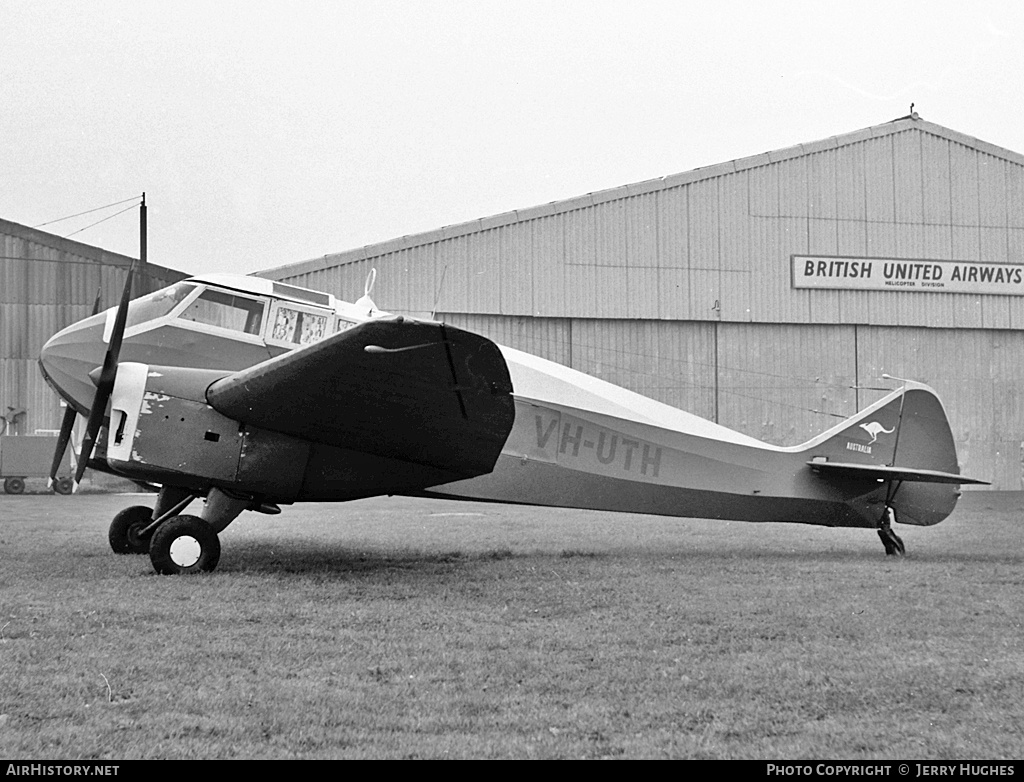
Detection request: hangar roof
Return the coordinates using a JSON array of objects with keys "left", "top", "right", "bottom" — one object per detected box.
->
[
  {"left": 263, "top": 115, "right": 1024, "bottom": 280},
  {"left": 0, "top": 216, "right": 188, "bottom": 280}
]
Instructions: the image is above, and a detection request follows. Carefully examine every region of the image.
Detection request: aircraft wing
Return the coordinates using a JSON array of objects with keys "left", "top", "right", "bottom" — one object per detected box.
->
[
  {"left": 807, "top": 460, "right": 990, "bottom": 485},
  {"left": 206, "top": 317, "right": 515, "bottom": 479}
]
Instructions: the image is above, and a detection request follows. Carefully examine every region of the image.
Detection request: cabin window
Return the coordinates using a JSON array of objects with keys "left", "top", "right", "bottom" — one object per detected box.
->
[
  {"left": 271, "top": 305, "right": 330, "bottom": 346},
  {"left": 179, "top": 289, "right": 265, "bottom": 335}
]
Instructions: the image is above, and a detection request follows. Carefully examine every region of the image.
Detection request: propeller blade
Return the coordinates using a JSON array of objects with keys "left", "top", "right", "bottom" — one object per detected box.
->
[
  {"left": 47, "top": 404, "right": 78, "bottom": 488},
  {"left": 73, "top": 262, "right": 135, "bottom": 491},
  {"left": 74, "top": 384, "right": 108, "bottom": 490},
  {"left": 48, "top": 285, "right": 107, "bottom": 489}
]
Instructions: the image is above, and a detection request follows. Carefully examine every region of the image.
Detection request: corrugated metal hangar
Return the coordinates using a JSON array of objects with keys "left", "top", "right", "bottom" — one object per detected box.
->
[
  {"left": 262, "top": 115, "right": 1024, "bottom": 490},
  {"left": 0, "top": 217, "right": 187, "bottom": 438}
]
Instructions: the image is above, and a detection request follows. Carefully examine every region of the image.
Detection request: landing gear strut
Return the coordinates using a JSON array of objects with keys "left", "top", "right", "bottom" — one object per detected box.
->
[
  {"left": 877, "top": 506, "right": 905, "bottom": 556},
  {"left": 106, "top": 487, "right": 259, "bottom": 574},
  {"left": 107, "top": 486, "right": 196, "bottom": 555}
]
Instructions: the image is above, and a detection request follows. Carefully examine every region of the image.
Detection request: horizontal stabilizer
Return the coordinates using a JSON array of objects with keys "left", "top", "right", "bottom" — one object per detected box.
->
[{"left": 808, "top": 459, "right": 989, "bottom": 486}]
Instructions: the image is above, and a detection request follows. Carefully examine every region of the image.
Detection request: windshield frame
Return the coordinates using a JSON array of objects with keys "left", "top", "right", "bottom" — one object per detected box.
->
[
  {"left": 123, "top": 282, "right": 198, "bottom": 331},
  {"left": 121, "top": 283, "right": 269, "bottom": 346}
]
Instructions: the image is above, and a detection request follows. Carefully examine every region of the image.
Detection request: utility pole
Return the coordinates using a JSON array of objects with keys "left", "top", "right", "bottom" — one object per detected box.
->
[{"left": 137, "top": 192, "right": 147, "bottom": 298}]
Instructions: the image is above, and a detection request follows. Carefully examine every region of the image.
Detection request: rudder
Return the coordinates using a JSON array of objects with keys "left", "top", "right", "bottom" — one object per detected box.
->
[{"left": 887, "top": 386, "right": 962, "bottom": 526}]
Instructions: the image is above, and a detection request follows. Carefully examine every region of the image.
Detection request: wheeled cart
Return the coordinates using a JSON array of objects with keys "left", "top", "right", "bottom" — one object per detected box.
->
[{"left": 0, "top": 436, "right": 74, "bottom": 494}]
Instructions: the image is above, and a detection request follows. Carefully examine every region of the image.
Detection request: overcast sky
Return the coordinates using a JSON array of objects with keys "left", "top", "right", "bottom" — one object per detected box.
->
[{"left": 2, "top": 1, "right": 1022, "bottom": 279}]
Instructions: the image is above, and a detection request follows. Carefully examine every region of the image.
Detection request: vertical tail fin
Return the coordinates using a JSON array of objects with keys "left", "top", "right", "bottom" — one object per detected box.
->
[{"left": 804, "top": 382, "right": 975, "bottom": 526}]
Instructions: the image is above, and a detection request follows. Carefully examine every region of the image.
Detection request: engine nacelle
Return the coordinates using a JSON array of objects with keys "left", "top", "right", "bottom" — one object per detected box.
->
[{"left": 106, "top": 362, "right": 311, "bottom": 499}]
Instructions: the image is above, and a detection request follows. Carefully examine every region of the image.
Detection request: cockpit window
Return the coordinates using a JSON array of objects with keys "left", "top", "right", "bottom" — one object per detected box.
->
[
  {"left": 125, "top": 282, "right": 196, "bottom": 329},
  {"left": 179, "top": 289, "right": 265, "bottom": 335}
]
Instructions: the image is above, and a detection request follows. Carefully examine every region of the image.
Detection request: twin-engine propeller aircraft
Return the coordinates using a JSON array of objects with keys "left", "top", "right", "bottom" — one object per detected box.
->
[{"left": 38, "top": 265, "right": 987, "bottom": 574}]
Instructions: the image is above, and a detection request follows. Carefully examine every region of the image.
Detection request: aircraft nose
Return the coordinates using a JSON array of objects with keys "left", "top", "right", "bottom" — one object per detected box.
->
[{"left": 38, "top": 313, "right": 108, "bottom": 414}]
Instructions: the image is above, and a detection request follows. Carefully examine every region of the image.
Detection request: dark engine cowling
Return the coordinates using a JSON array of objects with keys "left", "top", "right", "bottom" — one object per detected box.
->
[
  {"left": 105, "top": 362, "right": 310, "bottom": 499},
  {"left": 105, "top": 362, "right": 491, "bottom": 503}
]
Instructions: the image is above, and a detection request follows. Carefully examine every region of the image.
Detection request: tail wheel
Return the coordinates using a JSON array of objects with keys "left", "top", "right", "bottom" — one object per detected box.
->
[
  {"left": 878, "top": 526, "right": 906, "bottom": 556},
  {"left": 877, "top": 506, "right": 906, "bottom": 556},
  {"left": 4, "top": 477, "right": 26, "bottom": 494},
  {"left": 149, "top": 515, "right": 221, "bottom": 575},
  {"left": 109, "top": 505, "right": 154, "bottom": 554}
]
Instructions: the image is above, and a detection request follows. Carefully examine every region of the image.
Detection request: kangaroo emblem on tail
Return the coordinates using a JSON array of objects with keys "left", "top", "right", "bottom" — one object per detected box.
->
[{"left": 860, "top": 421, "right": 895, "bottom": 444}]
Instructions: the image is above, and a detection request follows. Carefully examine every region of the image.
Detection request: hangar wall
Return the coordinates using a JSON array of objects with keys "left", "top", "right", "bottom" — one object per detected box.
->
[
  {"left": 0, "top": 217, "right": 188, "bottom": 437},
  {"left": 264, "top": 117, "right": 1024, "bottom": 489}
]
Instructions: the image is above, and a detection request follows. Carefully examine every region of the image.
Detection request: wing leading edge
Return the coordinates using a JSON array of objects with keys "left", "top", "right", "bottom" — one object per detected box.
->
[{"left": 206, "top": 318, "right": 515, "bottom": 481}]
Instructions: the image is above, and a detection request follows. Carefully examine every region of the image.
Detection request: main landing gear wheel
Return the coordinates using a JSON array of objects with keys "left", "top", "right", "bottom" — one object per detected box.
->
[
  {"left": 109, "top": 506, "right": 154, "bottom": 554},
  {"left": 53, "top": 477, "right": 73, "bottom": 495},
  {"left": 4, "top": 477, "right": 25, "bottom": 494},
  {"left": 149, "top": 515, "right": 221, "bottom": 575},
  {"left": 877, "top": 507, "right": 905, "bottom": 557}
]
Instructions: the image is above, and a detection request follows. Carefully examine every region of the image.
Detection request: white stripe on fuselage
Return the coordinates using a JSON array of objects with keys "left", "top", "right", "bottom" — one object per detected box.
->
[
  {"left": 498, "top": 346, "right": 773, "bottom": 450},
  {"left": 497, "top": 347, "right": 919, "bottom": 456}
]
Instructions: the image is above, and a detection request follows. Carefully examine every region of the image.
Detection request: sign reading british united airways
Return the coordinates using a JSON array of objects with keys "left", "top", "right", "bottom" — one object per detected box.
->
[{"left": 792, "top": 255, "right": 1024, "bottom": 296}]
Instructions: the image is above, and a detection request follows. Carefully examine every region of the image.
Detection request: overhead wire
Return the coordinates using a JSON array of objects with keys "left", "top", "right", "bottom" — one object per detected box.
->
[
  {"left": 64, "top": 203, "right": 141, "bottom": 238},
  {"left": 33, "top": 196, "right": 141, "bottom": 229}
]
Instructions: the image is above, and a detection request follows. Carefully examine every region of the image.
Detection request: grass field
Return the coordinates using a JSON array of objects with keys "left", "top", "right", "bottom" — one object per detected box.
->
[{"left": 1, "top": 490, "right": 1022, "bottom": 759}]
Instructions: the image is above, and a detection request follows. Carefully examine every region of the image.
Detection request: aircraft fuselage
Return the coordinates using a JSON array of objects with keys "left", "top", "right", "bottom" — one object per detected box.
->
[{"left": 39, "top": 273, "right": 971, "bottom": 541}]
